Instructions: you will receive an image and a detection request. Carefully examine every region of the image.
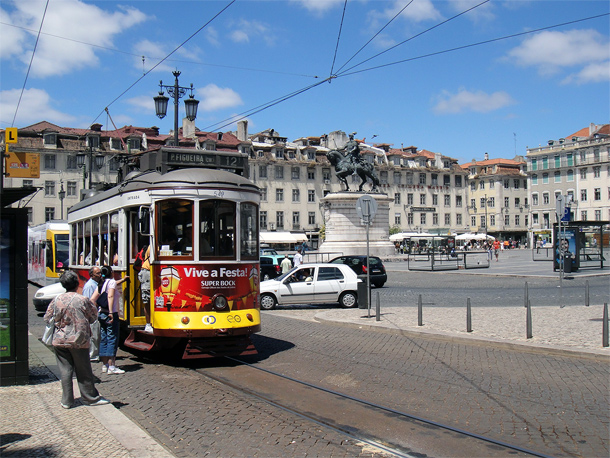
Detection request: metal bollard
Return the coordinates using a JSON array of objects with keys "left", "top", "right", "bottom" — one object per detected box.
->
[
  {"left": 418, "top": 294, "right": 423, "bottom": 326},
  {"left": 524, "top": 281, "right": 528, "bottom": 308},
  {"left": 466, "top": 298, "right": 472, "bottom": 333},
  {"left": 376, "top": 292, "right": 380, "bottom": 322},
  {"left": 603, "top": 303, "right": 608, "bottom": 348},
  {"left": 526, "top": 299, "right": 533, "bottom": 339},
  {"left": 585, "top": 280, "right": 590, "bottom": 307}
]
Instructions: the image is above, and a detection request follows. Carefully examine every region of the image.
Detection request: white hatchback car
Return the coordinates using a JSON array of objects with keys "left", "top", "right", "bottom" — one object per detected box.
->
[
  {"left": 33, "top": 282, "right": 66, "bottom": 312},
  {"left": 259, "top": 263, "right": 360, "bottom": 310}
]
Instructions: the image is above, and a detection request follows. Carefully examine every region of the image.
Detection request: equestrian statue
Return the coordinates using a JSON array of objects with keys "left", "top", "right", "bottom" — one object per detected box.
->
[{"left": 326, "top": 132, "right": 380, "bottom": 192}]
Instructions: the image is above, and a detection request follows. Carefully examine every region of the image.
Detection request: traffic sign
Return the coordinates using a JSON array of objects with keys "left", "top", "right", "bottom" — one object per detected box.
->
[
  {"left": 356, "top": 195, "right": 377, "bottom": 222},
  {"left": 5, "top": 128, "right": 18, "bottom": 143},
  {"left": 555, "top": 194, "right": 565, "bottom": 219}
]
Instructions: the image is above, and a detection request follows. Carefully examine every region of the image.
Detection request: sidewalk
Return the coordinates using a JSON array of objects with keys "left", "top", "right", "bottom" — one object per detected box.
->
[{"left": 0, "top": 334, "right": 173, "bottom": 458}]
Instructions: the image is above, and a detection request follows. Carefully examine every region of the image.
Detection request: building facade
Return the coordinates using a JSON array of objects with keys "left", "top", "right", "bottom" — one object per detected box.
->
[
  {"left": 525, "top": 123, "right": 610, "bottom": 244},
  {"left": 460, "top": 155, "right": 529, "bottom": 244}
]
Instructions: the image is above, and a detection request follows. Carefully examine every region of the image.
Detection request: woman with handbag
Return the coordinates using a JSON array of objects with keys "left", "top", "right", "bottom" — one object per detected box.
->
[
  {"left": 43, "top": 270, "right": 110, "bottom": 409},
  {"left": 91, "top": 265, "right": 128, "bottom": 374}
]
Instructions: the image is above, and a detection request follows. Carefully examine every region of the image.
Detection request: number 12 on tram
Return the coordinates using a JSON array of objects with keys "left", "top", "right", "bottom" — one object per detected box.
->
[{"left": 68, "top": 167, "right": 261, "bottom": 359}]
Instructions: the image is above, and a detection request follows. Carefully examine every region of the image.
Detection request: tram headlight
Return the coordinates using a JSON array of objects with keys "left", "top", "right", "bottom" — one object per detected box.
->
[
  {"left": 212, "top": 294, "right": 228, "bottom": 311},
  {"left": 181, "top": 316, "right": 190, "bottom": 325},
  {"left": 246, "top": 313, "right": 253, "bottom": 322}
]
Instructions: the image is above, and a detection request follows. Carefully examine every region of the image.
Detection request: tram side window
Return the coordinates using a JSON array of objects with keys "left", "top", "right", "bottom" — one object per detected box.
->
[
  {"left": 200, "top": 200, "right": 236, "bottom": 258},
  {"left": 157, "top": 199, "right": 193, "bottom": 257},
  {"left": 240, "top": 202, "right": 258, "bottom": 260}
]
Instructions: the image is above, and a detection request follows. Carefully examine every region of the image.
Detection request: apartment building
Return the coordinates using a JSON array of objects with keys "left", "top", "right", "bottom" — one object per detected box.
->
[
  {"left": 1, "top": 120, "right": 245, "bottom": 226},
  {"left": 461, "top": 154, "right": 529, "bottom": 244},
  {"left": 247, "top": 129, "right": 470, "bottom": 248},
  {"left": 525, "top": 123, "right": 610, "bottom": 236}
]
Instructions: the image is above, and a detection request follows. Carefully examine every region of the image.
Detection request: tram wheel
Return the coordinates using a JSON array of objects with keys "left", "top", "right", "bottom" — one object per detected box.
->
[
  {"left": 260, "top": 293, "right": 277, "bottom": 310},
  {"left": 339, "top": 291, "right": 358, "bottom": 308}
]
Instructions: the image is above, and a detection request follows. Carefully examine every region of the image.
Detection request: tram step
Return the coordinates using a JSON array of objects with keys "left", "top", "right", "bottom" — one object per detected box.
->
[{"left": 123, "top": 329, "right": 156, "bottom": 352}]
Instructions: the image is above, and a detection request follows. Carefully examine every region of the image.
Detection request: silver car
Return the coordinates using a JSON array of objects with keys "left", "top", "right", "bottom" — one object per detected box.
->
[{"left": 259, "top": 263, "right": 360, "bottom": 310}]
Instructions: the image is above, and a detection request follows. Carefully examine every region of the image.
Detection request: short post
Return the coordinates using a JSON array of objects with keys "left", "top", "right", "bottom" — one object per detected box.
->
[
  {"left": 466, "top": 298, "right": 472, "bottom": 333},
  {"left": 526, "top": 299, "right": 533, "bottom": 339},
  {"left": 418, "top": 294, "right": 423, "bottom": 326},
  {"left": 603, "top": 303, "right": 608, "bottom": 348},
  {"left": 524, "top": 281, "right": 528, "bottom": 308},
  {"left": 585, "top": 280, "right": 590, "bottom": 307},
  {"left": 375, "top": 292, "right": 380, "bottom": 322}
]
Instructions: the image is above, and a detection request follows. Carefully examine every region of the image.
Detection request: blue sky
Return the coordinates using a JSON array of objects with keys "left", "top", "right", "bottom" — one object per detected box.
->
[{"left": 1, "top": 0, "right": 608, "bottom": 164}]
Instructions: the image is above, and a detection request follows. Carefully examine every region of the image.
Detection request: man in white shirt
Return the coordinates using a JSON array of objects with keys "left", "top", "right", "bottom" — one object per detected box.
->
[{"left": 293, "top": 248, "right": 303, "bottom": 267}]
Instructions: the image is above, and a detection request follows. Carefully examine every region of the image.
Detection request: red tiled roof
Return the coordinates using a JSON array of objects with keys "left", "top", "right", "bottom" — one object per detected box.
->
[
  {"left": 566, "top": 127, "right": 589, "bottom": 139},
  {"left": 460, "top": 158, "right": 523, "bottom": 169}
]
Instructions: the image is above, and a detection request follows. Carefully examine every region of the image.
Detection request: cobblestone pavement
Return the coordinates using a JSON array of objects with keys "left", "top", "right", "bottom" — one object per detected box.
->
[
  {"left": 251, "top": 313, "right": 609, "bottom": 458},
  {"left": 94, "top": 352, "right": 394, "bottom": 458},
  {"left": 0, "top": 348, "right": 133, "bottom": 458}
]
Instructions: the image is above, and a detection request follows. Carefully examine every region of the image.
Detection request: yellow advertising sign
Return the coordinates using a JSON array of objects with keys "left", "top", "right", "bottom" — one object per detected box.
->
[
  {"left": 5, "top": 128, "right": 18, "bottom": 143},
  {"left": 5, "top": 151, "right": 40, "bottom": 178}
]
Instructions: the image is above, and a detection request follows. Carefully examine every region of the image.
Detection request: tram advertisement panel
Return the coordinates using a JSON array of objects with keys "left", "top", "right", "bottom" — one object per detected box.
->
[{"left": 153, "top": 263, "right": 259, "bottom": 312}]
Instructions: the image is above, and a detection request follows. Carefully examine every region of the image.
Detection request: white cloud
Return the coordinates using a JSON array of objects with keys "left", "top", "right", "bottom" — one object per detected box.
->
[
  {"left": 507, "top": 29, "right": 610, "bottom": 78},
  {"left": 562, "top": 60, "right": 610, "bottom": 85},
  {"left": 1, "top": 0, "right": 147, "bottom": 77},
  {"left": 198, "top": 84, "right": 243, "bottom": 112},
  {"left": 433, "top": 88, "right": 515, "bottom": 114},
  {"left": 290, "top": 0, "right": 344, "bottom": 14},
  {"left": 447, "top": 0, "right": 495, "bottom": 22},
  {"left": 0, "top": 88, "right": 76, "bottom": 125},
  {"left": 125, "top": 95, "right": 155, "bottom": 113},
  {"left": 375, "top": 0, "right": 442, "bottom": 23},
  {"left": 228, "top": 19, "right": 275, "bottom": 46},
  {"left": 133, "top": 40, "right": 176, "bottom": 74}
]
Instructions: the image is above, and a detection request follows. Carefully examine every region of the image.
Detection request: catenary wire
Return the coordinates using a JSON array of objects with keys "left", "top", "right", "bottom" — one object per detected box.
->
[
  {"left": 337, "top": 0, "right": 490, "bottom": 77},
  {"left": 11, "top": 0, "right": 50, "bottom": 127},
  {"left": 334, "top": 0, "right": 415, "bottom": 76},
  {"left": 198, "top": 11, "right": 606, "bottom": 135},
  {"left": 329, "top": 0, "right": 348, "bottom": 79},
  {"left": 0, "top": 22, "right": 319, "bottom": 79},
  {"left": 90, "top": 0, "right": 236, "bottom": 125},
  {"left": 337, "top": 12, "right": 610, "bottom": 79}
]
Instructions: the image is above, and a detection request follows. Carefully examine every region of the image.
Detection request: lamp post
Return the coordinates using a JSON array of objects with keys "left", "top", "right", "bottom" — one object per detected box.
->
[
  {"left": 76, "top": 148, "right": 105, "bottom": 190},
  {"left": 154, "top": 70, "right": 199, "bottom": 146},
  {"left": 58, "top": 180, "right": 66, "bottom": 220}
]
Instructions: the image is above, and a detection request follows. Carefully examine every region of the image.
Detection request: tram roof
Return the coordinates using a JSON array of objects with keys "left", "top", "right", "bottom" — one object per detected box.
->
[{"left": 68, "top": 167, "right": 259, "bottom": 214}]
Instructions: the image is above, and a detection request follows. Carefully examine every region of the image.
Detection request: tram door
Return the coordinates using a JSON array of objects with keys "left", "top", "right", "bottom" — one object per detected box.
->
[{"left": 128, "top": 210, "right": 148, "bottom": 326}]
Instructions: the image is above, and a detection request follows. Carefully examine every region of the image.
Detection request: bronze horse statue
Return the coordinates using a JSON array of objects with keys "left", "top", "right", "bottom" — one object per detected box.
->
[{"left": 326, "top": 150, "right": 380, "bottom": 192}]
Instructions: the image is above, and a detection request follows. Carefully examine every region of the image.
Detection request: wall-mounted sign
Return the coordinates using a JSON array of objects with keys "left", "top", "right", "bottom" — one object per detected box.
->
[
  {"left": 5, "top": 151, "right": 40, "bottom": 178},
  {"left": 410, "top": 207, "right": 436, "bottom": 212}
]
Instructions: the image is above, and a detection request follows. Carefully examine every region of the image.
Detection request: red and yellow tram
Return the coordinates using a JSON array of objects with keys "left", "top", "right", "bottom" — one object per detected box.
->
[{"left": 67, "top": 160, "right": 261, "bottom": 359}]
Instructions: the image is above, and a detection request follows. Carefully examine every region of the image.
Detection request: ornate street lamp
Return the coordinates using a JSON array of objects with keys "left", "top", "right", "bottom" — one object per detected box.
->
[
  {"left": 154, "top": 70, "right": 199, "bottom": 146},
  {"left": 58, "top": 180, "right": 66, "bottom": 220},
  {"left": 76, "top": 149, "right": 105, "bottom": 189}
]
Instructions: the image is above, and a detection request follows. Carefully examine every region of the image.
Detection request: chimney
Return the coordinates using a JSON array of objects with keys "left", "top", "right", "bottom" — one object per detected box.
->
[
  {"left": 484, "top": 152, "right": 489, "bottom": 161},
  {"left": 182, "top": 117, "right": 196, "bottom": 138},
  {"left": 237, "top": 120, "right": 248, "bottom": 141}
]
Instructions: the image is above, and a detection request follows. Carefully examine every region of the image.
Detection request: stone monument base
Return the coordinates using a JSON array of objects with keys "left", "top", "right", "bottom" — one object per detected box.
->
[{"left": 317, "top": 192, "right": 395, "bottom": 257}]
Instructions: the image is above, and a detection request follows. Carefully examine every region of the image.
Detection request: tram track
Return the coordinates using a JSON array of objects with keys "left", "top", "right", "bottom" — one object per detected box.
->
[{"left": 193, "top": 356, "right": 550, "bottom": 458}]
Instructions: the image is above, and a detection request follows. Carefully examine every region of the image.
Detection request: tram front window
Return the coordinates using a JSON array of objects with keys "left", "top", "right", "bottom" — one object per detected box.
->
[
  {"left": 200, "top": 200, "right": 235, "bottom": 258},
  {"left": 157, "top": 199, "right": 193, "bottom": 257}
]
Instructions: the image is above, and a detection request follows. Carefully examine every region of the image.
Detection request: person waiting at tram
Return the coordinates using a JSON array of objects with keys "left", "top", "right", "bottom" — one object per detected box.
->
[{"left": 91, "top": 265, "right": 129, "bottom": 374}]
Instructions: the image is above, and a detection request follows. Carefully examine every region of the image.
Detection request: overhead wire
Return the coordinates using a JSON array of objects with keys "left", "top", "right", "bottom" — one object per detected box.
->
[
  {"left": 329, "top": 0, "right": 348, "bottom": 79},
  {"left": 11, "top": 0, "right": 50, "bottom": 127},
  {"left": 90, "top": 0, "right": 237, "bottom": 125},
  {"left": 200, "top": 11, "right": 608, "bottom": 135},
  {"left": 0, "top": 22, "right": 319, "bottom": 79},
  {"left": 334, "top": 0, "right": 414, "bottom": 76},
  {"left": 336, "top": 12, "right": 610, "bottom": 78},
  {"left": 336, "top": 0, "right": 490, "bottom": 77}
]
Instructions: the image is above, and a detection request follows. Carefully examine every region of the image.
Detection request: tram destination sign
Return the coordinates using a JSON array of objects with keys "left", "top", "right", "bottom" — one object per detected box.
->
[{"left": 156, "top": 149, "right": 246, "bottom": 174}]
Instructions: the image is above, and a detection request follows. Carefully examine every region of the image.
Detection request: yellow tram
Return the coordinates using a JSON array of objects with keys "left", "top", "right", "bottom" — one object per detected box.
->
[{"left": 67, "top": 153, "right": 261, "bottom": 359}]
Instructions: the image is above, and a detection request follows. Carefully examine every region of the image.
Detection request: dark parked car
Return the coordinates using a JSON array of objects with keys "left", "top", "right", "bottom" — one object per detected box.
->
[
  {"left": 328, "top": 255, "right": 387, "bottom": 288},
  {"left": 260, "top": 256, "right": 282, "bottom": 281}
]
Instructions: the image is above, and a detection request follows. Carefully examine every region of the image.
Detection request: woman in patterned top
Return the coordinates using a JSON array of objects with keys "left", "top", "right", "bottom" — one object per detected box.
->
[{"left": 44, "top": 270, "right": 110, "bottom": 408}]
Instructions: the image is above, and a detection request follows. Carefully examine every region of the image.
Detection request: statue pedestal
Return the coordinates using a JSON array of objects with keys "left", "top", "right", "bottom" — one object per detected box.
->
[{"left": 318, "top": 192, "right": 395, "bottom": 257}]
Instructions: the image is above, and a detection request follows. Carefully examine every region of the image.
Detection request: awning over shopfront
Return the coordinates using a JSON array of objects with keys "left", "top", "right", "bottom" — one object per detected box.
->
[{"left": 259, "top": 231, "right": 307, "bottom": 244}]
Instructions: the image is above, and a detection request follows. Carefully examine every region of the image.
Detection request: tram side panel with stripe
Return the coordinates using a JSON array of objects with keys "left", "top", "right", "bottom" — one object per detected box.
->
[{"left": 67, "top": 167, "right": 261, "bottom": 359}]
